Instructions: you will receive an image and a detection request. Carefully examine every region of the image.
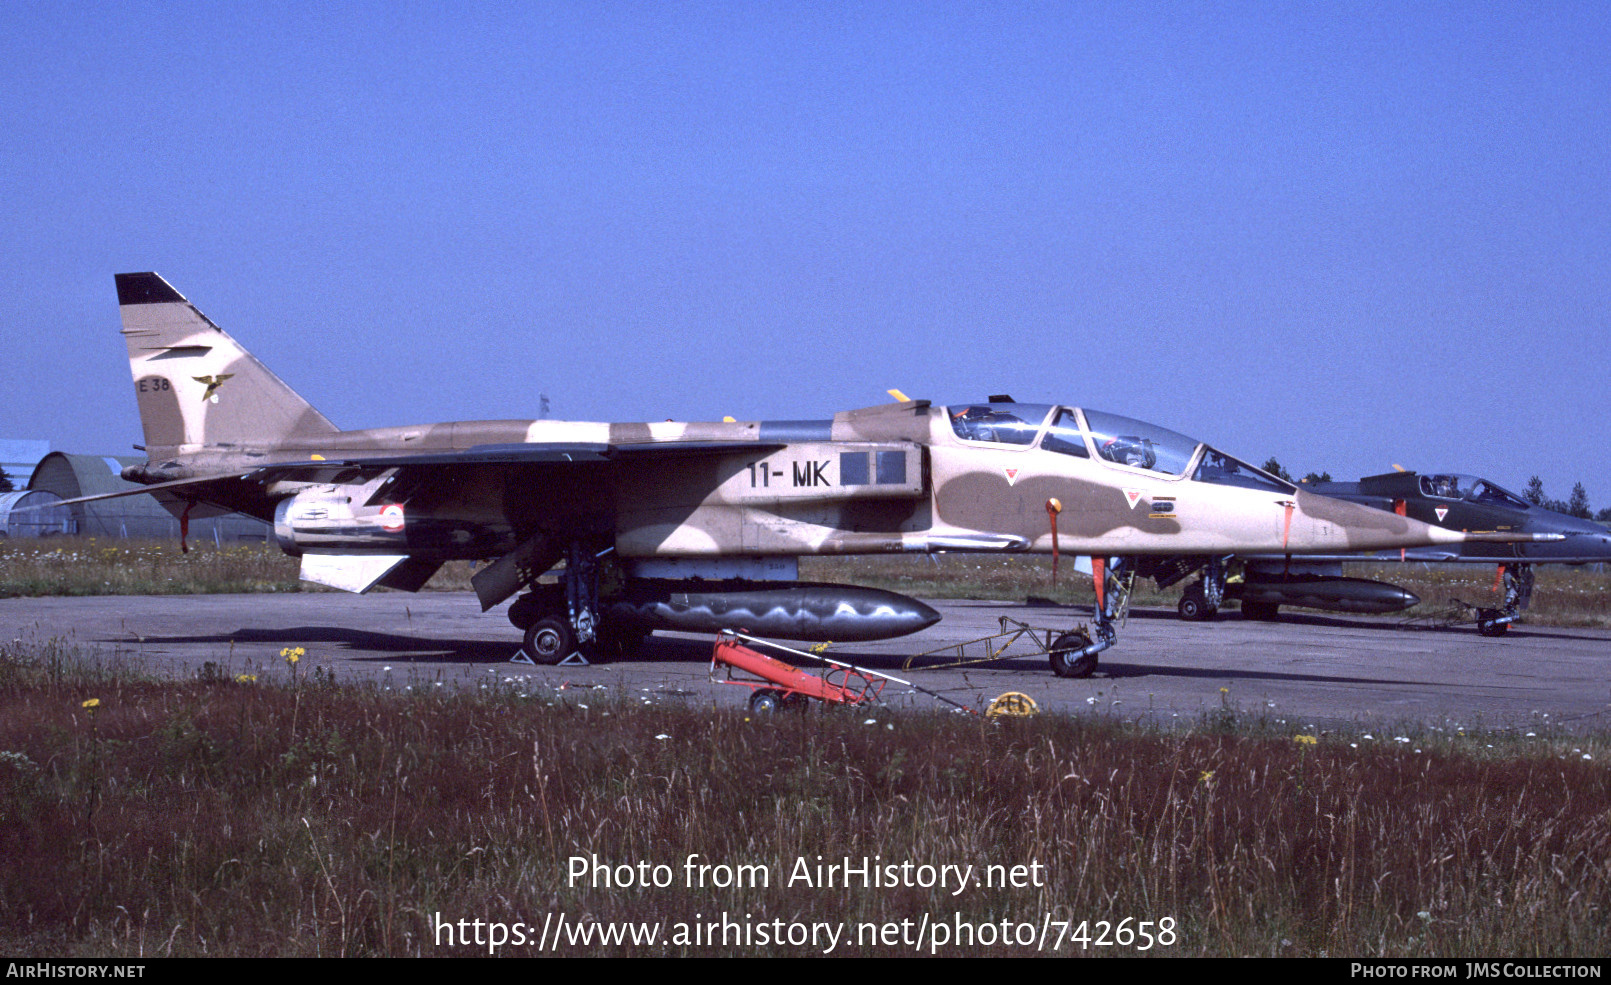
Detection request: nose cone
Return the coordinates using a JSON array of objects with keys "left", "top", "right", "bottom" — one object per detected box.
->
[
  {"left": 1559, "top": 516, "right": 1611, "bottom": 547},
  {"left": 1539, "top": 528, "right": 1611, "bottom": 563},
  {"left": 1290, "top": 489, "right": 1468, "bottom": 552}
]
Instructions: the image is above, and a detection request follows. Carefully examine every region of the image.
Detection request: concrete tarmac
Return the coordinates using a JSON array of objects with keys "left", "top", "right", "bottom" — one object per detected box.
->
[{"left": 3, "top": 592, "right": 1608, "bottom": 734}]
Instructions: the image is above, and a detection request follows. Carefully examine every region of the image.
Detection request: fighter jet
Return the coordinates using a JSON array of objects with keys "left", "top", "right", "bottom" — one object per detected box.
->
[
  {"left": 1142, "top": 470, "right": 1600, "bottom": 635},
  {"left": 87, "top": 272, "right": 1545, "bottom": 674}
]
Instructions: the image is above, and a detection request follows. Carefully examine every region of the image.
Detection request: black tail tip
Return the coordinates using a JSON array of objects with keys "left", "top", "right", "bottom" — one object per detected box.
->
[{"left": 115, "top": 272, "right": 186, "bottom": 306}]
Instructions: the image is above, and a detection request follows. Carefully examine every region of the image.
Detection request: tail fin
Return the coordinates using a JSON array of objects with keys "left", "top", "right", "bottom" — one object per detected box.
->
[{"left": 116, "top": 272, "right": 338, "bottom": 456}]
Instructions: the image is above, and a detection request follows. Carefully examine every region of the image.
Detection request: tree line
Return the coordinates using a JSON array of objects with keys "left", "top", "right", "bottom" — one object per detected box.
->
[{"left": 1521, "top": 476, "right": 1611, "bottom": 522}]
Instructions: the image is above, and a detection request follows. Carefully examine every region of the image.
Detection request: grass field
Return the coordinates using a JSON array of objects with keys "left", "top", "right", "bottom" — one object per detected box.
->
[
  {"left": 1, "top": 638, "right": 1607, "bottom": 958},
  {"left": 4, "top": 538, "right": 1609, "bottom": 629}
]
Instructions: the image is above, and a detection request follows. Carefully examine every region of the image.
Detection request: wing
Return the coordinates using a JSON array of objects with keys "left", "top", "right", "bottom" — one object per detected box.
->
[
  {"left": 39, "top": 439, "right": 785, "bottom": 521},
  {"left": 247, "top": 439, "right": 784, "bottom": 505}
]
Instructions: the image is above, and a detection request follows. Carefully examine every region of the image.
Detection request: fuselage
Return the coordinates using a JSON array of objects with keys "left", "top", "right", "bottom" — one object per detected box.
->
[
  {"left": 135, "top": 400, "right": 1472, "bottom": 563},
  {"left": 108, "top": 271, "right": 1536, "bottom": 652}
]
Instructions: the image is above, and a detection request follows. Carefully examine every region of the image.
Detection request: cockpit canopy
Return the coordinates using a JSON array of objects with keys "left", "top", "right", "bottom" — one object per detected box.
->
[
  {"left": 1419, "top": 473, "right": 1531, "bottom": 510},
  {"left": 946, "top": 402, "right": 1293, "bottom": 492}
]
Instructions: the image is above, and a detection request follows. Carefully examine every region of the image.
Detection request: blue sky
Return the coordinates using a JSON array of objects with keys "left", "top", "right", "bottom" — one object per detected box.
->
[{"left": 3, "top": 2, "right": 1608, "bottom": 502}]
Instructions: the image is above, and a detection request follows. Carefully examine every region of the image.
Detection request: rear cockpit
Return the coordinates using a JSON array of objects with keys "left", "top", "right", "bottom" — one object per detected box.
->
[
  {"left": 946, "top": 402, "right": 1052, "bottom": 446},
  {"left": 944, "top": 401, "right": 1293, "bottom": 491},
  {"left": 1419, "top": 474, "right": 1531, "bottom": 510}
]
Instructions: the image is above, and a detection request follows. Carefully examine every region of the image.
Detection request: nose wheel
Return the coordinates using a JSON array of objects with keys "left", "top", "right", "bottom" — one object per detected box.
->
[{"left": 1048, "top": 630, "right": 1100, "bottom": 678}]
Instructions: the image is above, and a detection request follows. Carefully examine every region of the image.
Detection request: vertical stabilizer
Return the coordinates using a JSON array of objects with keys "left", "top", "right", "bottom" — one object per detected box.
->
[{"left": 116, "top": 272, "right": 338, "bottom": 456}]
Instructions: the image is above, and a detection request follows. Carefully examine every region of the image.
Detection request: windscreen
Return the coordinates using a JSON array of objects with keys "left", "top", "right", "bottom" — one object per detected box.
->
[
  {"left": 1467, "top": 478, "right": 1530, "bottom": 510},
  {"left": 1192, "top": 448, "right": 1295, "bottom": 492}
]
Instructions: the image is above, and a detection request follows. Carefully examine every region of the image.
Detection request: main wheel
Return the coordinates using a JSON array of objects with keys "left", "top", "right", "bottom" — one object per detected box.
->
[
  {"left": 749, "top": 689, "right": 783, "bottom": 713},
  {"left": 523, "top": 616, "right": 575, "bottom": 665},
  {"left": 1177, "top": 586, "right": 1212, "bottom": 621},
  {"left": 1477, "top": 617, "right": 1510, "bottom": 637},
  {"left": 1048, "top": 631, "right": 1097, "bottom": 679}
]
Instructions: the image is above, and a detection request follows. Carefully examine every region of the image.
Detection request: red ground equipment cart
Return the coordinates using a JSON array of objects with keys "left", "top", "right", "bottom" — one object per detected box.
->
[{"left": 710, "top": 630, "right": 975, "bottom": 714}]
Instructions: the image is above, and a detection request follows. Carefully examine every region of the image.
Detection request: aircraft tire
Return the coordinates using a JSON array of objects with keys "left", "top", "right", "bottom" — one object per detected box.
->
[
  {"left": 1177, "top": 586, "right": 1212, "bottom": 622},
  {"left": 1478, "top": 619, "right": 1510, "bottom": 637},
  {"left": 523, "top": 617, "right": 575, "bottom": 665},
  {"left": 1048, "top": 632, "right": 1097, "bottom": 679}
]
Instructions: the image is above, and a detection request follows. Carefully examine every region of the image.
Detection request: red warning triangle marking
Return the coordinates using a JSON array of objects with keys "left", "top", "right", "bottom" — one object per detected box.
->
[
  {"left": 1123, "top": 488, "right": 1144, "bottom": 509},
  {"left": 1004, "top": 468, "right": 1019, "bottom": 486},
  {"left": 1435, "top": 507, "right": 1449, "bottom": 522}
]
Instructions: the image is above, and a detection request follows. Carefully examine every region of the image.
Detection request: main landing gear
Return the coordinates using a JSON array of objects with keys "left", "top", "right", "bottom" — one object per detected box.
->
[
  {"left": 1176, "top": 557, "right": 1230, "bottom": 622},
  {"left": 507, "top": 543, "right": 646, "bottom": 665},
  {"left": 509, "top": 585, "right": 579, "bottom": 665}
]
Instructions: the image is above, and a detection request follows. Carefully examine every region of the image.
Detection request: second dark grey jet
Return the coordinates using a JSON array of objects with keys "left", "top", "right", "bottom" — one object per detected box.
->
[{"left": 1138, "top": 470, "right": 1600, "bottom": 634}]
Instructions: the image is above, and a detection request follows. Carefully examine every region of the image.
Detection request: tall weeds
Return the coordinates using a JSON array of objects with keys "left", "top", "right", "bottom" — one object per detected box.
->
[{"left": 1, "top": 640, "right": 1606, "bottom": 956}]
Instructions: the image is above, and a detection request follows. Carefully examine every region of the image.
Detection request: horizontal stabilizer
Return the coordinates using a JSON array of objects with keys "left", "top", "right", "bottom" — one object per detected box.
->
[
  {"left": 300, "top": 554, "right": 414, "bottom": 593},
  {"left": 13, "top": 471, "right": 257, "bottom": 510},
  {"left": 375, "top": 557, "right": 444, "bottom": 592}
]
